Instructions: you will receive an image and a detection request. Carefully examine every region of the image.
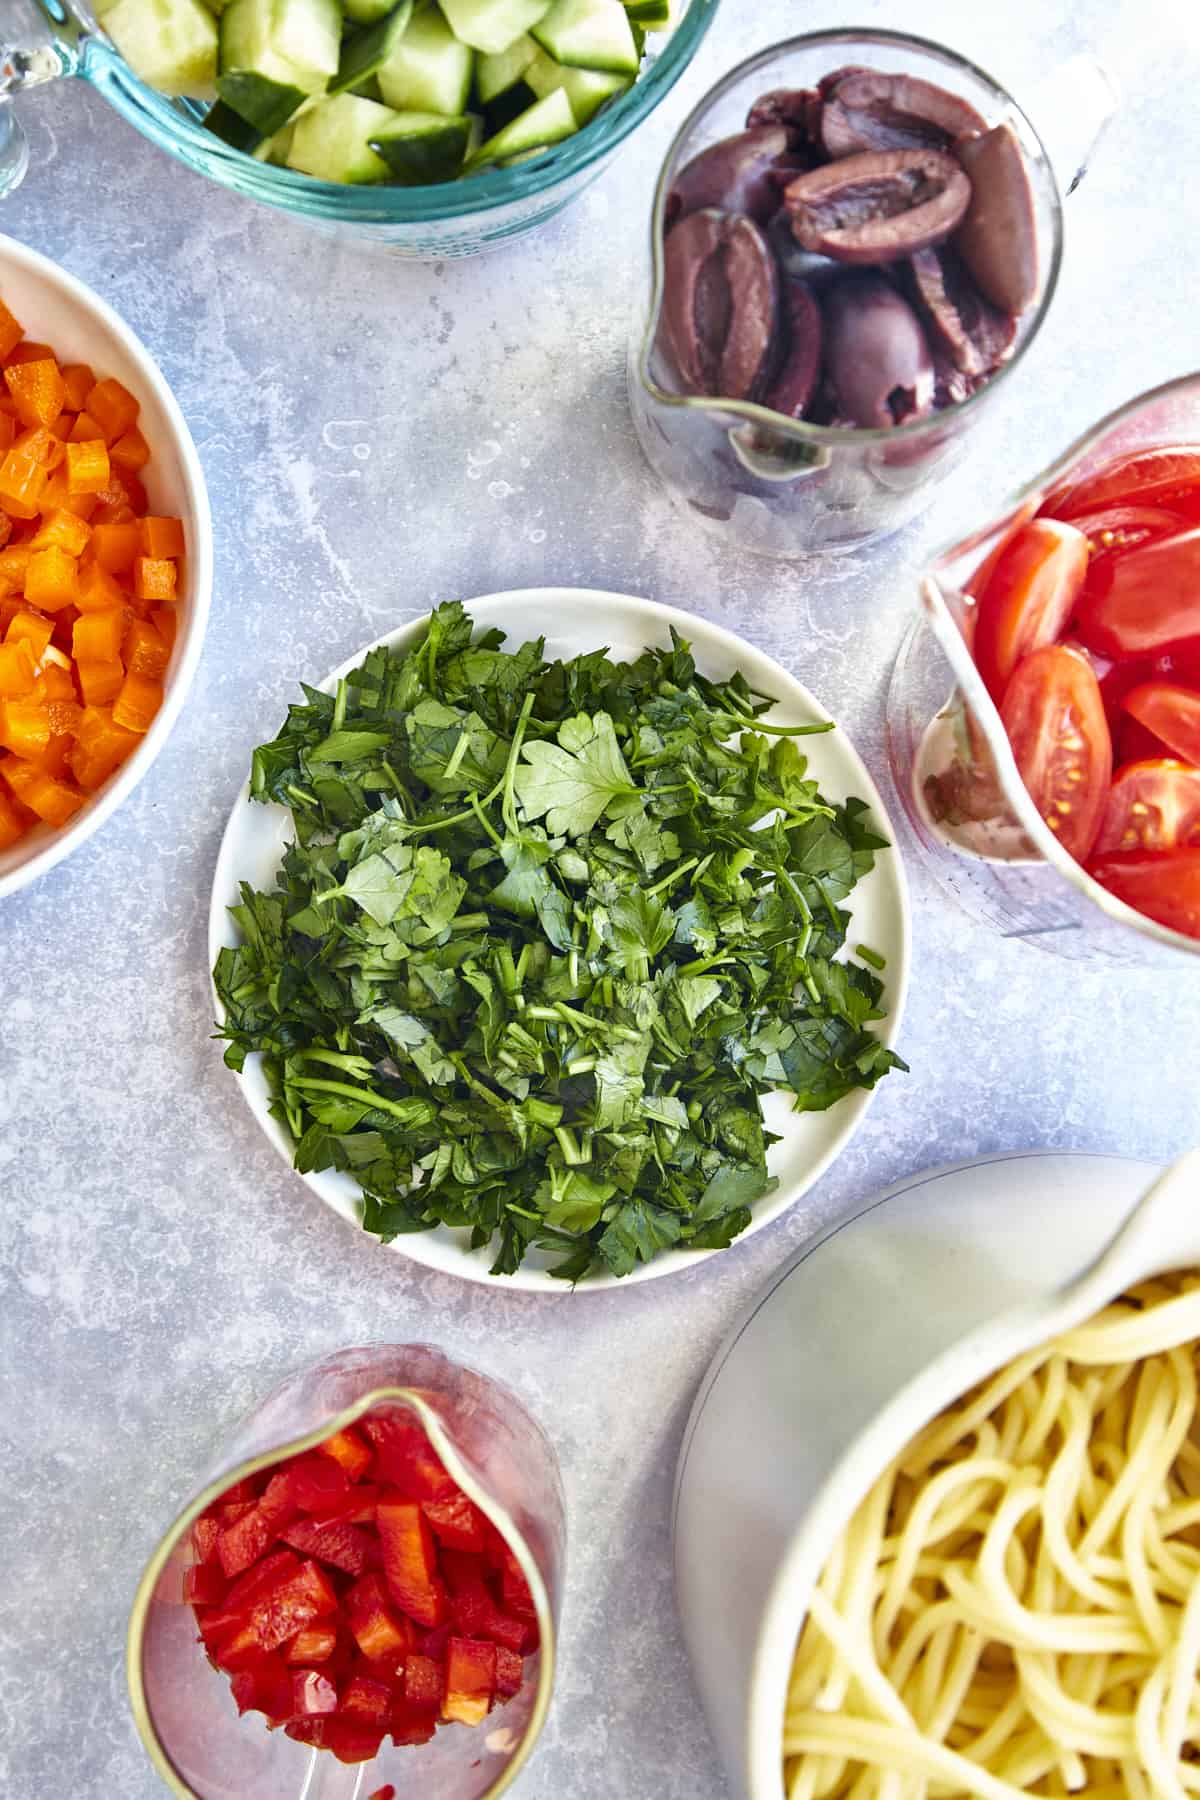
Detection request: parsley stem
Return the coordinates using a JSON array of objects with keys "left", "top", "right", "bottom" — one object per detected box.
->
[
  {"left": 553, "top": 1126, "right": 589, "bottom": 1166},
  {"left": 291, "top": 1048, "right": 375, "bottom": 1079},
  {"left": 722, "top": 709, "right": 836, "bottom": 738},
  {"left": 448, "top": 912, "right": 488, "bottom": 933},
  {"left": 332, "top": 677, "right": 348, "bottom": 734},
  {"left": 645, "top": 855, "right": 699, "bottom": 899},
  {"left": 856, "top": 943, "right": 886, "bottom": 970},
  {"left": 287, "top": 1076, "right": 428, "bottom": 1124},
  {"left": 814, "top": 877, "right": 843, "bottom": 932},
  {"left": 502, "top": 691, "right": 536, "bottom": 836},
  {"left": 442, "top": 729, "right": 470, "bottom": 783},
  {"left": 470, "top": 791, "right": 503, "bottom": 849},
  {"left": 772, "top": 862, "right": 813, "bottom": 925}
]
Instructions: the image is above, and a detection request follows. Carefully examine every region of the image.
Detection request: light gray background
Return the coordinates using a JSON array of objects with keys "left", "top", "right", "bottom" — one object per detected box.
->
[{"left": 1, "top": 1, "right": 1196, "bottom": 1794}]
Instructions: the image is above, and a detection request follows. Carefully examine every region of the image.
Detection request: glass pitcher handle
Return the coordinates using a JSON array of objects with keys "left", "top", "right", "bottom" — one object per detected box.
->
[
  {"left": 0, "top": 1, "right": 82, "bottom": 195},
  {"left": 1016, "top": 53, "right": 1119, "bottom": 197},
  {"left": 299, "top": 1749, "right": 366, "bottom": 1800}
]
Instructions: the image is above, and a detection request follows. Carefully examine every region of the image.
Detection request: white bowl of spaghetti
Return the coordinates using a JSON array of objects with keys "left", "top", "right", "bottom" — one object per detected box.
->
[{"left": 675, "top": 1148, "right": 1200, "bottom": 1800}]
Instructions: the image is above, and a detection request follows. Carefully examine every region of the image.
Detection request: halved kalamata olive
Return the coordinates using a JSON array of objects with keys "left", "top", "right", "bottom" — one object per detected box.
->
[
  {"left": 667, "top": 127, "right": 800, "bottom": 228},
  {"left": 785, "top": 148, "right": 971, "bottom": 264},
  {"left": 745, "top": 88, "right": 822, "bottom": 145},
  {"left": 954, "top": 125, "right": 1038, "bottom": 314},
  {"left": 908, "top": 246, "right": 1017, "bottom": 378},
  {"left": 662, "top": 209, "right": 779, "bottom": 400},
  {"left": 763, "top": 281, "right": 822, "bottom": 420},
  {"left": 823, "top": 273, "right": 935, "bottom": 429},
  {"left": 766, "top": 211, "right": 846, "bottom": 288},
  {"left": 820, "top": 69, "right": 986, "bottom": 159}
]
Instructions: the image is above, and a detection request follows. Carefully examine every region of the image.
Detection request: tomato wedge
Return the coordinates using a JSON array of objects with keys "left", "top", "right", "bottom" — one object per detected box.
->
[
  {"left": 1123, "top": 681, "right": 1200, "bottom": 768},
  {"left": 1093, "top": 760, "right": 1200, "bottom": 855},
  {"left": 962, "top": 497, "right": 1041, "bottom": 604},
  {"left": 999, "top": 644, "right": 1112, "bottom": 860},
  {"left": 1075, "top": 527, "right": 1200, "bottom": 658},
  {"left": 1088, "top": 847, "right": 1200, "bottom": 939},
  {"left": 973, "top": 520, "right": 1089, "bottom": 703},
  {"left": 1044, "top": 446, "right": 1200, "bottom": 520},
  {"left": 1064, "top": 504, "right": 1183, "bottom": 565},
  {"left": 1115, "top": 715, "right": 1172, "bottom": 768}
]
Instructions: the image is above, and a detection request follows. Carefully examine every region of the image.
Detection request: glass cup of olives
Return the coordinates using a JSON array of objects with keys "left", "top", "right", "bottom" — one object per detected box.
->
[{"left": 629, "top": 29, "right": 1114, "bottom": 558}]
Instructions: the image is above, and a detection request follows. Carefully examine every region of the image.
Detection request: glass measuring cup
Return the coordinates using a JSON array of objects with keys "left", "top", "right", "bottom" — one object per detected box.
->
[
  {"left": 887, "top": 372, "right": 1200, "bottom": 967},
  {"left": 0, "top": 0, "right": 717, "bottom": 255},
  {"left": 629, "top": 28, "right": 1117, "bottom": 558},
  {"left": 128, "top": 1344, "right": 565, "bottom": 1799}
]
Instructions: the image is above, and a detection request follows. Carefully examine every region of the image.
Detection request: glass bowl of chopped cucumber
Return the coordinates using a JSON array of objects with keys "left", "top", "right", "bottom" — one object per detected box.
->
[{"left": 3, "top": 0, "right": 716, "bottom": 255}]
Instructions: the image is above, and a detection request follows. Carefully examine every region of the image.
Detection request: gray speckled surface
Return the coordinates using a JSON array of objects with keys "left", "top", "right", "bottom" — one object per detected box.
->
[{"left": 1, "top": 1, "right": 1198, "bottom": 1795}]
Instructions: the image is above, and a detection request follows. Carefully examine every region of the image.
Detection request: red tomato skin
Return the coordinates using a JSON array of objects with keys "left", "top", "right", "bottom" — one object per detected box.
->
[
  {"left": 1087, "top": 847, "right": 1200, "bottom": 939},
  {"left": 1044, "top": 446, "right": 1200, "bottom": 519},
  {"left": 1116, "top": 716, "right": 1173, "bottom": 768},
  {"left": 973, "top": 520, "right": 1089, "bottom": 703},
  {"left": 1093, "top": 760, "right": 1200, "bottom": 855},
  {"left": 1124, "top": 682, "right": 1200, "bottom": 768},
  {"left": 1076, "top": 528, "right": 1200, "bottom": 658},
  {"left": 1063, "top": 505, "right": 1184, "bottom": 565},
  {"left": 1000, "top": 643, "right": 1112, "bottom": 861}
]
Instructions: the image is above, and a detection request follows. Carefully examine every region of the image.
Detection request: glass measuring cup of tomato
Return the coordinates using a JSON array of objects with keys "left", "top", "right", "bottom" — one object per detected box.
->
[
  {"left": 887, "top": 373, "right": 1200, "bottom": 964},
  {"left": 128, "top": 1344, "right": 565, "bottom": 1799}
]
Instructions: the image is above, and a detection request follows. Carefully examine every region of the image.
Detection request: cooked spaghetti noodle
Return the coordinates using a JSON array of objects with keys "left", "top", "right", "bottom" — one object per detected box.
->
[{"left": 783, "top": 1270, "right": 1200, "bottom": 1798}]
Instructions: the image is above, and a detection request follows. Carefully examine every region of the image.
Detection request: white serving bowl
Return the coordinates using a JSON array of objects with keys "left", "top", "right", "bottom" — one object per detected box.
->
[
  {"left": 673, "top": 1147, "right": 1200, "bottom": 1798},
  {"left": 0, "top": 233, "right": 212, "bottom": 899}
]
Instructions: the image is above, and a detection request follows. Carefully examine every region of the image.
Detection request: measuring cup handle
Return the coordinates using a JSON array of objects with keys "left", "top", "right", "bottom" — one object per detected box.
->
[
  {"left": 0, "top": 5, "right": 80, "bottom": 197},
  {"left": 1022, "top": 53, "right": 1119, "bottom": 197}
]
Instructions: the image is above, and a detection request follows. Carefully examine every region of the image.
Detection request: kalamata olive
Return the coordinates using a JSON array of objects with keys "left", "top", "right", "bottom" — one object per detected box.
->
[
  {"left": 785, "top": 148, "right": 971, "bottom": 264},
  {"left": 745, "top": 88, "right": 822, "bottom": 145},
  {"left": 667, "top": 127, "right": 800, "bottom": 228},
  {"left": 766, "top": 211, "right": 846, "bottom": 288},
  {"left": 954, "top": 125, "right": 1038, "bottom": 314},
  {"left": 908, "top": 246, "right": 1017, "bottom": 378},
  {"left": 822, "top": 273, "right": 935, "bottom": 429},
  {"left": 763, "top": 281, "right": 822, "bottom": 420},
  {"left": 820, "top": 69, "right": 986, "bottom": 158},
  {"left": 662, "top": 209, "right": 779, "bottom": 400}
]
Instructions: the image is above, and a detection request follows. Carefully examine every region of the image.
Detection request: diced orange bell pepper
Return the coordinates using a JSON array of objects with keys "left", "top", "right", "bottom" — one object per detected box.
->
[
  {"left": 50, "top": 413, "right": 74, "bottom": 441},
  {"left": 0, "top": 302, "right": 22, "bottom": 362},
  {"left": 0, "top": 699, "right": 50, "bottom": 758},
  {"left": 5, "top": 341, "right": 55, "bottom": 367},
  {"left": 91, "top": 520, "right": 140, "bottom": 574},
  {"left": 139, "top": 516, "right": 185, "bottom": 559},
  {"left": 0, "top": 450, "right": 47, "bottom": 519},
  {"left": 2, "top": 755, "right": 83, "bottom": 823},
  {"left": 442, "top": 1637, "right": 497, "bottom": 1727},
  {"left": 76, "top": 556, "right": 128, "bottom": 614},
  {"left": 13, "top": 428, "right": 63, "bottom": 477},
  {"left": 111, "top": 426, "right": 150, "bottom": 472},
  {"left": 0, "top": 639, "right": 35, "bottom": 697},
  {"left": 0, "top": 778, "right": 27, "bottom": 847},
  {"left": 133, "top": 557, "right": 176, "bottom": 603},
  {"left": 73, "top": 609, "right": 127, "bottom": 665},
  {"left": 45, "top": 696, "right": 82, "bottom": 738},
  {"left": 0, "top": 414, "right": 14, "bottom": 457},
  {"left": 66, "top": 438, "right": 110, "bottom": 495},
  {"left": 61, "top": 364, "right": 94, "bottom": 411},
  {"left": 376, "top": 1498, "right": 446, "bottom": 1628},
  {"left": 69, "top": 705, "right": 140, "bottom": 790},
  {"left": 31, "top": 509, "right": 90, "bottom": 557},
  {"left": 124, "top": 617, "right": 170, "bottom": 681},
  {"left": 151, "top": 605, "right": 177, "bottom": 650},
  {"left": 6, "top": 609, "right": 52, "bottom": 659},
  {"left": 85, "top": 377, "right": 139, "bottom": 444},
  {"left": 24, "top": 546, "right": 78, "bottom": 612},
  {"left": 76, "top": 658, "right": 123, "bottom": 706},
  {"left": 39, "top": 466, "right": 98, "bottom": 519},
  {"left": 0, "top": 548, "right": 32, "bottom": 595},
  {"left": 5, "top": 359, "right": 65, "bottom": 429},
  {"left": 33, "top": 656, "right": 77, "bottom": 703},
  {"left": 69, "top": 411, "right": 105, "bottom": 443}
]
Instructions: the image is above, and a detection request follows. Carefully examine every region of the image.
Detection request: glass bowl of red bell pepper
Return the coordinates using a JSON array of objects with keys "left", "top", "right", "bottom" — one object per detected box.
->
[
  {"left": 128, "top": 1344, "right": 564, "bottom": 1799},
  {"left": 886, "top": 371, "right": 1200, "bottom": 963}
]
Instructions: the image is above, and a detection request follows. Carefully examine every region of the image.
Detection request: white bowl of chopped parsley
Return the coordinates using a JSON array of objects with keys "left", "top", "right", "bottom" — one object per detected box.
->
[{"left": 209, "top": 590, "right": 910, "bottom": 1288}]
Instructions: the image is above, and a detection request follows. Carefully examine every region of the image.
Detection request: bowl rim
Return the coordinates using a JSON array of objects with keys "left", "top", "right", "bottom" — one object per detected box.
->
[
  {"left": 0, "top": 232, "right": 213, "bottom": 901},
  {"left": 207, "top": 585, "right": 912, "bottom": 1292},
  {"left": 78, "top": 0, "right": 720, "bottom": 226}
]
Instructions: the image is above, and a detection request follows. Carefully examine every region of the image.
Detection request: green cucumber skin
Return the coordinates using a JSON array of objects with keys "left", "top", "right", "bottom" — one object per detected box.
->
[
  {"left": 287, "top": 92, "right": 397, "bottom": 180},
  {"left": 368, "top": 112, "right": 473, "bottom": 181},
  {"left": 329, "top": 0, "right": 415, "bottom": 96},
  {"left": 465, "top": 82, "right": 575, "bottom": 168},
  {"left": 216, "top": 69, "right": 306, "bottom": 131}
]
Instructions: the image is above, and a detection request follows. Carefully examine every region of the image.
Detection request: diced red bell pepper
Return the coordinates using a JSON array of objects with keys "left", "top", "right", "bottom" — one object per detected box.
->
[
  {"left": 317, "top": 1427, "right": 373, "bottom": 1483},
  {"left": 283, "top": 1626, "right": 338, "bottom": 1665},
  {"left": 340, "top": 1673, "right": 394, "bottom": 1725},
  {"left": 345, "top": 1572, "right": 414, "bottom": 1663},
  {"left": 377, "top": 1496, "right": 446, "bottom": 1628},
  {"left": 485, "top": 1611, "right": 530, "bottom": 1655},
  {"left": 403, "top": 1653, "right": 442, "bottom": 1714},
  {"left": 291, "top": 1669, "right": 338, "bottom": 1717},
  {"left": 281, "top": 1517, "right": 373, "bottom": 1577},
  {"left": 219, "top": 1549, "right": 299, "bottom": 1618},
  {"left": 290, "top": 1453, "right": 352, "bottom": 1516},
  {"left": 218, "top": 1500, "right": 255, "bottom": 1527},
  {"left": 191, "top": 1517, "right": 221, "bottom": 1565},
  {"left": 499, "top": 1552, "right": 538, "bottom": 1627},
  {"left": 390, "top": 1702, "right": 437, "bottom": 1747},
  {"left": 249, "top": 1560, "right": 339, "bottom": 1655},
  {"left": 441, "top": 1551, "right": 530, "bottom": 1651},
  {"left": 363, "top": 1415, "right": 456, "bottom": 1501},
  {"left": 422, "top": 1491, "right": 487, "bottom": 1553},
  {"left": 183, "top": 1563, "right": 228, "bottom": 1608},
  {"left": 443, "top": 1637, "right": 497, "bottom": 1727},
  {"left": 495, "top": 1645, "right": 524, "bottom": 1699},
  {"left": 285, "top": 1717, "right": 385, "bottom": 1764},
  {"left": 368, "top": 1788, "right": 397, "bottom": 1800},
  {"left": 218, "top": 1478, "right": 263, "bottom": 1507},
  {"left": 416, "top": 1621, "right": 451, "bottom": 1661},
  {"left": 230, "top": 1652, "right": 294, "bottom": 1724},
  {"left": 218, "top": 1470, "right": 300, "bottom": 1578}
]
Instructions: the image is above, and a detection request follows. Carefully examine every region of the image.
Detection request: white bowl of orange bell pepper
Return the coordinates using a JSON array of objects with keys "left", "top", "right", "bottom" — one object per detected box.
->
[{"left": 0, "top": 232, "right": 212, "bottom": 899}]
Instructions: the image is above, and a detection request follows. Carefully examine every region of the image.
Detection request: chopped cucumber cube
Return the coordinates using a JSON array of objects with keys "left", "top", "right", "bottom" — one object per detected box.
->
[
  {"left": 344, "top": 0, "right": 395, "bottom": 17},
  {"left": 204, "top": 96, "right": 264, "bottom": 147},
  {"left": 378, "top": 5, "right": 475, "bottom": 116},
  {"left": 286, "top": 92, "right": 397, "bottom": 180},
  {"left": 465, "top": 82, "right": 575, "bottom": 168},
  {"left": 475, "top": 32, "right": 536, "bottom": 104},
  {"left": 532, "top": 0, "right": 639, "bottom": 74},
  {"left": 217, "top": 71, "right": 306, "bottom": 131},
  {"left": 368, "top": 108, "right": 473, "bottom": 180},
  {"left": 219, "top": 0, "right": 340, "bottom": 95},
  {"left": 104, "top": 0, "right": 219, "bottom": 94},
  {"left": 621, "top": 0, "right": 669, "bottom": 22},
  {"left": 524, "top": 44, "right": 629, "bottom": 123},
  {"left": 440, "top": 0, "right": 552, "bottom": 56},
  {"left": 330, "top": 0, "right": 414, "bottom": 96}
]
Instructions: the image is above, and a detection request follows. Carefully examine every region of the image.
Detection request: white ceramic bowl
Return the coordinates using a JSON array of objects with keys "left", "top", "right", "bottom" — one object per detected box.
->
[
  {"left": 0, "top": 233, "right": 212, "bottom": 899},
  {"left": 672, "top": 1148, "right": 1200, "bottom": 1798},
  {"left": 209, "top": 588, "right": 911, "bottom": 1292}
]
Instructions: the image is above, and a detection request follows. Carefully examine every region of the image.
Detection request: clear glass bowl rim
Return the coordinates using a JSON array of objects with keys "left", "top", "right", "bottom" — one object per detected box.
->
[
  {"left": 72, "top": 0, "right": 719, "bottom": 224},
  {"left": 635, "top": 24, "right": 1065, "bottom": 447},
  {"left": 916, "top": 366, "right": 1200, "bottom": 960}
]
